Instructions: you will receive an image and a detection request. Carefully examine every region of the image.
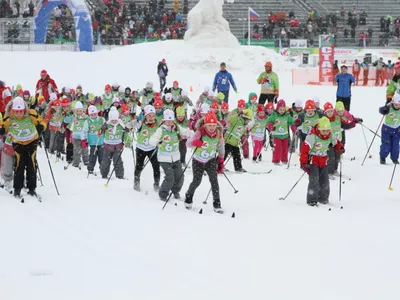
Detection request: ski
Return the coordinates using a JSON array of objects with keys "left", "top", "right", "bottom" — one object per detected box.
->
[
  {"left": 24, "top": 192, "right": 42, "bottom": 203},
  {"left": 224, "top": 169, "right": 272, "bottom": 175}
]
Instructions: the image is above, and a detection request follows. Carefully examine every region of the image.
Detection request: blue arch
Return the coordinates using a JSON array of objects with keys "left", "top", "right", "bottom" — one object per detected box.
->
[{"left": 34, "top": 0, "right": 93, "bottom": 52}]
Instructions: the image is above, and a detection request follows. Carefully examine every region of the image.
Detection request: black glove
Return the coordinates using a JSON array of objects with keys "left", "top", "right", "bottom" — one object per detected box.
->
[{"left": 36, "top": 124, "right": 44, "bottom": 135}]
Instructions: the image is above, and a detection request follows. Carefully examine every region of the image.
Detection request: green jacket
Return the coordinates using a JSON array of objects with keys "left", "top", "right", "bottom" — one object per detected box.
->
[
  {"left": 224, "top": 114, "right": 246, "bottom": 147},
  {"left": 386, "top": 74, "right": 400, "bottom": 102},
  {"left": 257, "top": 71, "right": 279, "bottom": 95}
]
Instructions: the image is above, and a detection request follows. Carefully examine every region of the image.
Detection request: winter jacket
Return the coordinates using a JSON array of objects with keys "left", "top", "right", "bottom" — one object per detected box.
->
[
  {"left": 35, "top": 74, "right": 59, "bottom": 101},
  {"left": 334, "top": 73, "right": 355, "bottom": 97},
  {"left": 212, "top": 70, "right": 237, "bottom": 92},
  {"left": 386, "top": 74, "right": 400, "bottom": 102},
  {"left": 267, "top": 111, "right": 294, "bottom": 139},
  {"left": 257, "top": 71, "right": 279, "bottom": 95},
  {"left": 0, "top": 87, "right": 12, "bottom": 114},
  {"left": 157, "top": 62, "right": 168, "bottom": 77}
]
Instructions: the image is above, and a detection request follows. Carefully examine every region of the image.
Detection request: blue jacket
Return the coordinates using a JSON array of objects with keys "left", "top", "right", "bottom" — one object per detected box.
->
[
  {"left": 212, "top": 70, "right": 237, "bottom": 92},
  {"left": 334, "top": 73, "right": 355, "bottom": 97}
]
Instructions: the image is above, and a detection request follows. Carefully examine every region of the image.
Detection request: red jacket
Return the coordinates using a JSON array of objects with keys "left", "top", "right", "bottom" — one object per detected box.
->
[
  {"left": 300, "top": 126, "right": 343, "bottom": 167},
  {"left": 35, "top": 74, "right": 59, "bottom": 101},
  {"left": 0, "top": 86, "right": 12, "bottom": 114}
]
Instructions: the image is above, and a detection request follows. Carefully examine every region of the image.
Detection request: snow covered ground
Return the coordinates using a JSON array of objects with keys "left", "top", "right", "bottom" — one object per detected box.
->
[{"left": 1, "top": 41, "right": 400, "bottom": 300}]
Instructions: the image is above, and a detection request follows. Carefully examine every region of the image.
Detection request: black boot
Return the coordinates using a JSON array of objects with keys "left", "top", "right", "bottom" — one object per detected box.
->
[
  {"left": 213, "top": 199, "right": 223, "bottom": 213},
  {"left": 184, "top": 193, "right": 193, "bottom": 209},
  {"left": 134, "top": 177, "right": 140, "bottom": 192},
  {"left": 14, "top": 189, "right": 21, "bottom": 197},
  {"left": 380, "top": 157, "right": 386, "bottom": 164},
  {"left": 153, "top": 182, "right": 159, "bottom": 192},
  {"left": 392, "top": 159, "right": 399, "bottom": 164},
  {"left": 173, "top": 192, "right": 180, "bottom": 199},
  {"left": 28, "top": 189, "right": 37, "bottom": 197}
]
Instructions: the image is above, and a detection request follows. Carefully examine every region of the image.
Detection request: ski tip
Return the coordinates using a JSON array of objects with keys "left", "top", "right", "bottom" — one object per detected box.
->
[
  {"left": 279, "top": 197, "right": 284, "bottom": 200},
  {"left": 174, "top": 202, "right": 177, "bottom": 206},
  {"left": 198, "top": 208, "right": 203, "bottom": 214},
  {"left": 231, "top": 212, "right": 236, "bottom": 218},
  {"left": 21, "top": 198, "right": 24, "bottom": 203},
  {"left": 328, "top": 208, "right": 332, "bottom": 211},
  {"left": 340, "top": 206, "right": 344, "bottom": 209},
  {"left": 234, "top": 190, "right": 239, "bottom": 194},
  {"left": 104, "top": 184, "right": 108, "bottom": 187},
  {"left": 388, "top": 186, "right": 393, "bottom": 191}
]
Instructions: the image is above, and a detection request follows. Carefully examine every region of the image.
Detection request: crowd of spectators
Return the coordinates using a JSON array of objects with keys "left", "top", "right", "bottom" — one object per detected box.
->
[
  {"left": 46, "top": 5, "right": 76, "bottom": 44},
  {"left": 0, "top": 0, "right": 35, "bottom": 18}
]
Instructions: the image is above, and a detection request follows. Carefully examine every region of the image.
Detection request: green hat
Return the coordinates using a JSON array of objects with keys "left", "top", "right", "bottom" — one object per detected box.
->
[
  {"left": 217, "top": 92, "right": 225, "bottom": 101},
  {"left": 318, "top": 116, "right": 331, "bottom": 130},
  {"left": 242, "top": 108, "right": 254, "bottom": 120},
  {"left": 87, "top": 93, "right": 96, "bottom": 101},
  {"left": 248, "top": 92, "right": 257, "bottom": 101},
  {"left": 16, "top": 84, "right": 22, "bottom": 91},
  {"left": 335, "top": 101, "right": 345, "bottom": 111},
  {"left": 176, "top": 106, "right": 185, "bottom": 117},
  {"left": 71, "top": 100, "right": 77, "bottom": 110}
]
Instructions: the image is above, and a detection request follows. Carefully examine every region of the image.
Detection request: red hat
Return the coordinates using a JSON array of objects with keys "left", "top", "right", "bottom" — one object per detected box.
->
[
  {"left": 61, "top": 97, "right": 70, "bottom": 107},
  {"left": 52, "top": 99, "right": 61, "bottom": 107},
  {"left": 211, "top": 102, "right": 219, "bottom": 109},
  {"left": 324, "top": 102, "right": 334, "bottom": 112},
  {"left": 237, "top": 99, "right": 246, "bottom": 109},
  {"left": 265, "top": 102, "right": 274, "bottom": 110},
  {"left": 40, "top": 70, "right": 47, "bottom": 77},
  {"left": 162, "top": 58, "right": 166, "bottom": 63},
  {"left": 70, "top": 88, "right": 75, "bottom": 95},
  {"left": 265, "top": 61, "right": 272, "bottom": 68},
  {"left": 154, "top": 92, "right": 161, "bottom": 98},
  {"left": 105, "top": 84, "right": 112, "bottom": 91},
  {"left": 154, "top": 99, "right": 163, "bottom": 108},
  {"left": 121, "top": 104, "right": 130, "bottom": 114},
  {"left": 257, "top": 104, "right": 265, "bottom": 112},
  {"left": 276, "top": 99, "right": 286, "bottom": 109},
  {"left": 305, "top": 99, "right": 315, "bottom": 110},
  {"left": 221, "top": 102, "right": 229, "bottom": 110},
  {"left": 17, "top": 89, "right": 24, "bottom": 96},
  {"left": 173, "top": 80, "right": 179, "bottom": 87},
  {"left": 204, "top": 111, "right": 218, "bottom": 125}
]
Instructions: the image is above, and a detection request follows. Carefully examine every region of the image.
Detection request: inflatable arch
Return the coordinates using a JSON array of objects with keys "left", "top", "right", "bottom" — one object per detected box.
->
[{"left": 34, "top": 0, "right": 93, "bottom": 51}]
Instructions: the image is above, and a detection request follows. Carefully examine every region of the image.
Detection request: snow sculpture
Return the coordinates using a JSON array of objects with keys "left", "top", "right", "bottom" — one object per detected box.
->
[{"left": 184, "top": 0, "right": 239, "bottom": 48}]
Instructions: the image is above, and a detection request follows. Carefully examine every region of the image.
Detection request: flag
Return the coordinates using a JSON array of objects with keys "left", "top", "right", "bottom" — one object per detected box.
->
[{"left": 249, "top": 7, "right": 259, "bottom": 21}]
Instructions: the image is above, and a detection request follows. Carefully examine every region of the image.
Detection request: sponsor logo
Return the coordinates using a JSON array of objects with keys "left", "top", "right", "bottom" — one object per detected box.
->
[
  {"left": 315, "top": 142, "right": 322, "bottom": 149},
  {"left": 163, "top": 135, "right": 170, "bottom": 142}
]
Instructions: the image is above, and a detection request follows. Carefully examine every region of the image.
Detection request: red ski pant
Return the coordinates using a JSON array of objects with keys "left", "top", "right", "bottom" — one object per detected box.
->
[
  {"left": 241, "top": 134, "right": 249, "bottom": 158},
  {"left": 253, "top": 140, "right": 263, "bottom": 158},
  {"left": 272, "top": 137, "right": 288, "bottom": 163}
]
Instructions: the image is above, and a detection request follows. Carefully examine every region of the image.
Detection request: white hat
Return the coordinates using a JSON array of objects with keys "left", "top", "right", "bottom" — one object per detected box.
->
[
  {"left": 294, "top": 100, "right": 303, "bottom": 108},
  {"left": 165, "top": 93, "right": 173, "bottom": 102},
  {"left": 200, "top": 103, "right": 210, "bottom": 114},
  {"left": 112, "top": 96, "right": 120, "bottom": 104},
  {"left": 146, "top": 82, "right": 153, "bottom": 89},
  {"left": 75, "top": 101, "right": 83, "bottom": 109},
  {"left": 112, "top": 81, "right": 119, "bottom": 88},
  {"left": 163, "top": 109, "right": 175, "bottom": 121},
  {"left": 313, "top": 97, "right": 320, "bottom": 103},
  {"left": 204, "top": 86, "right": 210, "bottom": 93},
  {"left": 88, "top": 105, "right": 98, "bottom": 114},
  {"left": 393, "top": 93, "right": 400, "bottom": 104},
  {"left": 64, "top": 86, "right": 70, "bottom": 93},
  {"left": 50, "top": 93, "right": 57, "bottom": 101},
  {"left": 144, "top": 105, "right": 156, "bottom": 116},
  {"left": 109, "top": 107, "right": 120, "bottom": 120},
  {"left": 12, "top": 97, "right": 25, "bottom": 110},
  {"left": 119, "top": 86, "right": 124, "bottom": 93}
]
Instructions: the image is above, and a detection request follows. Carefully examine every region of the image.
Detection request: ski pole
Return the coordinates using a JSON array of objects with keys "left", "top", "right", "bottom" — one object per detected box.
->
[
  {"left": 104, "top": 147, "right": 125, "bottom": 187},
  {"left": 361, "top": 123, "right": 382, "bottom": 139},
  {"left": 87, "top": 136, "right": 101, "bottom": 178},
  {"left": 287, "top": 131, "right": 296, "bottom": 169},
  {"left": 162, "top": 150, "right": 196, "bottom": 210},
  {"left": 131, "top": 145, "right": 136, "bottom": 169},
  {"left": 256, "top": 130, "right": 270, "bottom": 161},
  {"left": 388, "top": 163, "right": 397, "bottom": 191},
  {"left": 222, "top": 171, "right": 239, "bottom": 193},
  {"left": 279, "top": 171, "right": 306, "bottom": 200},
  {"left": 360, "top": 124, "right": 372, "bottom": 159},
  {"left": 361, "top": 115, "right": 384, "bottom": 166},
  {"left": 203, "top": 188, "right": 212, "bottom": 205},
  {"left": 339, "top": 155, "right": 343, "bottom": 201},
  {"left": 42, "top": 140, "right": 60, "bottom": 195},
  {"left": 37, "top": 162, "right": 44, "bottom": 187}
]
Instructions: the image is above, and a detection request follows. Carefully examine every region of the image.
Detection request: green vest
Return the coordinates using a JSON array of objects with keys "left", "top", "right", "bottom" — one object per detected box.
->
[
  {"left": 71, "top": 116, "right": 87, "bottom": 133},
  {"left": 301, "top": 113, "right": 320, "bottom": 134},
  {"left": 142, "top": 91, "right": 154, "bottom": 105},
  {"left": 137, "top": 122, "right": 158, "bottom": 151},
  {"left": 102, "top": 93, "right": 113, "bottom": 110},
  {"left": 176, "top": 119, "right": 188, "bottom": 129},
  {"left": 158, "top": 127, "right": 179, "bottom": 156},
  {"left": 164, "top": 101, "right": 174, "bottom": 110},
  {"left": 224, "top": 114, "right": 245, "bottom": 147},
  {"left": 308, "top": 134, "right": 334, "bottom": 157},
  {"left": 251, "top": 116, "right": 268, "bottom": 138},
  {"left": 10, "top": 116, "right": 37, "bottom": 143},
  {"left": 271, "top": 113, "right": 289, "bottom": 137},
  {"left": 331, "top": 116, "right": 343, "bottom": 141},
  {"left": 194, "top": 134, "right": 219, "bottom": 163},
  {"left": 171, "top": 88, "right": 182, "bottom": 103},
  {"left": 104, "top": 123, "right": 125, "bottom": 145},
  {"left": 49, "top": 111, "right": 63, "bottom": 128},
  {"left": 384, "top": 106, "right": 400, "bottom": 128}
]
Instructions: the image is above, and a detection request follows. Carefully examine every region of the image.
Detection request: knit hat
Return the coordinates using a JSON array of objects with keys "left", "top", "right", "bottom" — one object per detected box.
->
[
  {"left": 112, "top": 97, "right": 120, "bottom": 104},
  {"left": 276, "top": 99, "right": 286, "bottom": 109},
  {"left": 173, "top": 80, "right": 179, "bottom": 87},
  {"left": 335, "top": 101, "right": 345, "bottom": 111},
  {"left": 211, "top": 102, "right": 219, "bottom": 109},
  {"left": 204, "top": 111, "right": 218, "bottom": 125},
  {"left": 87, "top": 93, "right": 96, "bottom": 101},
  {"left": 200, "top": 103, "right": 210, "bottom": 114},
  {"left": 318, "top": 117, "right": 331, "bottom": 130},
  {"left": 249, "top": 92, "right": 258, "bottom": 102},
  {"left": 75, "top": 101, "right": 83, "bottom": 110},
  {"left": 112, "top": 81, "right": 119, "bottom": 88},
  {"left": 221, "top": 102, "right": 229, "bottom": 110},
  {"left": 217, "top": 92, "right": 225, "bottom": 101},
  {"left": 50, "top": 93, "right": 57, "bottom": 101},
  {"left": 242, "top": 108, "right": 254, "bottom": 120},
  {"left": 176, "top": 106, "right": 185, "bottom": 117},
  {"left": 121, "top": 104, "right": 130, "bottom": 114},
  {"left": 88, "top": 105, "right": 98, "bottom": 114},
  {"left": 12, "top": 97, "right": 25, "bottom": 110},
  {"left": 165, "top": 93, "right": 173, "bottom": 102},
  {"left": 163, "top": 109, "right": 175, "bottom": 121},
  {"left": 61, "top": 97, "right": 70, "bottom": 107},
  {"left": 305, "top": 99, "right": 315, "bottom": 110},
  {"left": 144, "top": 105, "right": 156, "bottom": 116},
  {"left": 265, "top": 102, "right": 274, "bottom": 110},
  {"left": 154, "top": 99, "right": 163, "bottom": 108},
  {"left": 40, "top": 70, "right": 47, "bottom": 77},
  {"left": 109, "top": 107, "right": 119, "bottom": 120},
  {"left": 393, "top": 93, "right": 400, "bottom": 104},
  {"left": 265, "top": 61, "right": 272, "bottom": 68},
  {"left": 52, "top": 100, "right": 61, "bottom": 108},
  {"left": 294, "top": 100, "right": 303, "bottom": 108},
  {"left": 323, "top": 102, "right": 334, "bottom": 112},
  {"left": 105, "top": 84, "right": 112, "bottom": 91},
  {"left": 237, "top": 99, "right": 246, "bottom": 109},
  {"left": 257, "top": 104, "right": 265, "bottom": 113}
]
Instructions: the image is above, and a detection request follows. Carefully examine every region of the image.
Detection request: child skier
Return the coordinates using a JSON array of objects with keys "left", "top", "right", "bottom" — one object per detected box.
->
[
  {"left": 300, "top": 116, "right": 345, "bottom": 206},
  {"left": 184, "top": 111, "right": 225, "bottom": 213},
  {"left": 82, "top": 105, "right": 105, "bottom": 175},
  {"left": 102, "top": 84, "right": 113, "bottom": 110},
  {"left": 189, "top": 103, "right": 210, "bottom": 131},
  {"left": 334, "top": 101, "right": 363, "bottom": 145},
  {"left": 251, "top": 104, "right": 268, "bottom": 162},
  {"left": 224, "top": 108, "right": 253, "bottom": 172},
  {"left": 100, "top": 107, "right": 127, "bottom": 179},
  {"left": 44, "top": 97, "right": 63, "bottom": 155},
  {"left": 70, "top": 101, "right": 89, "bottom": 168},
  {"left": 120, "top": 104, "right": 134, "bottom": 148},
  {"left": 295, "top": 99, "right": 323, "bottom": 144},
  {"left": 0, "top": 97, "right": 46, "bottom": 198},
  {"left": 0, "top": 116, "right": 14, "bottom": 193},
  {"left": 267, "top": 99, "right": 294, "bottom": 165},
  {"left": 140, "top": 82, "right": 155, "bottom": 106},
  {"left": 134, "top": 105, "right": 161, "bottom": 192},
  {"left": 154, "top": 99, "right": 164, "bottom": 123},
  {"left": 163, "top": 93, "right": 174, "bottom": 110},
  {"left": 288, "top": 100, "right": 303, "bottom": 154},
  {"left": 220, "top": 102, "right": 229, "bottom": 133},
  {"left": 175, "top": 106, "right": 190, "bottom": 166},
  {"left": 379, "top": 94, "right": 400, "bottom": 164},
  {"left": 149, "top": 109, "right": 191, "bottom": 201}
]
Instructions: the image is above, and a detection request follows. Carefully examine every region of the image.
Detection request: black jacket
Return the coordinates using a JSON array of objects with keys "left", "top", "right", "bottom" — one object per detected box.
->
[{"left": 157, "top": 62, "right": 168, "bottom": 77}]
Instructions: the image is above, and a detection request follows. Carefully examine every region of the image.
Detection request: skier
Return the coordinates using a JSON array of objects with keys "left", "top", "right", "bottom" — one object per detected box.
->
[
  {"left": 134, "top": 105, "right": 161, "bottom": 192},
  {"left": 43, "top": 96, "right": 63, "bottom": 154},
  {"left": 195, "top": 87, "right": 212, "bottom": 109},
  {"left": 157, "top": 58, "right": 169, "bottom": 92},
  {"left": 295, "top": 99, "right": 323, "bottom": 144},
  {"left": 61, "top": 97, "right": 74, "bottom": 163},
  {"left": 184, "top": 111, "right": 225, "bottom": 213},
  {"left": 386, "top": 61, "right": 400, "bottom": 104},
  {"left": 300, "top": 116, "right": 345, "bottom": 206},
  {"left": 257, "top": 61, "right": 279, "bottom": 104},
  {"left": 82, "top": 105, "right": 105, "bottom": 175},
  {"left": 379, "top": 94, "right": 400, "bottom": 165},
  {"left": 0, "top": 97, "right": 46, "bottom": 198},
  {"left": 163, "top": 92, "right": 174, "bottom": 110},
  {"left": 360, "top": 58, "right": 370, "bottom": 86},
  {"left": 140, "top": 82, "right": 155, "bottom": 106},
  {"left": 154, "top": 98, "right": 164, "bottom": 123},
  {"left": 164, "top": 81, "right": 182, "bottom": 108},
  {"left": 0, "top": 114, "right": 14, "bottom": 193},
  {"left": 224, "top": 108, "right": 253, "bottom": 172},
  {"left": 102, "top": 84, "right": 114, "bottom": 110},
  {"left": 111, "top": 82, "right": 120, "bottom": 97},
  {"left": 149, "top": 109, "right": 191, "bottom": 201},
  {"left": 267, "top": 99, "right": 294, "bottom": 165},
  {"left": 189, "top": 103, "right": 210, "bottom": 131},
  {"left": 220, "top": 102, "right": 229, "bottom": 133},
  {"left": 288, "top": 100, "right": 303, "bottom": 154},
  {"left": 70, "top": 101, "right": 89, "bottom": 168},
  {"left": 119, "top": 104, "right": 134, "bottom": 148},
  {"left": 35, "top": 70, "right": 59, "bottom": 101},
  {"left": 42, "top": 93, "right": 58, "bottom": 150},
  {"left": 175, "top": 106, "right": 190, "bottom": 167},
  {"left": 352, "top": 59, "right": 360, "bottom": 85},
  {"left": 250, "top": 104, "right": 268, "bottom": 162}
]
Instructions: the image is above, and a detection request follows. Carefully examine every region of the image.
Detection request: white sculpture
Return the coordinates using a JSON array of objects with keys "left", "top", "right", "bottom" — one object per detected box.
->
[{"left": 184, "top": 0, "right": 240, "bottom": 48}]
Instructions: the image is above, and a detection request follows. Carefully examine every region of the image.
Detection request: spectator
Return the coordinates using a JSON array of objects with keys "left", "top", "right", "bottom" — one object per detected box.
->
[
  {"left": 353, "top": 59, "right": 360, "bottom": 85},
  {"left": 334, "top": 65, "right": 355, "bottom": 111},
  {"left": 340, "top": 6, "right": 346, "bottom": 22},
  {"left": 360, "top": 58, "right": 370, "bottom": 86},
  {"left": 35, "top": 70, "right": 59, "bottom": 102},
  {"left": 380, "top": 16, "right": 386, "bottom": 32},
  {"left": 212, "top": 62, "right": 238, "bottom": 103},
  {"left": 183, "top": 0, "right": 188, "bottom": 14},
  {"left": 344, "top": 28, "right": 349, "bottom": 41},
  {"left": 359, "top": 10, "right": 367, "bottom": 25},
  {"left": 358, "top": 31, "right": 364, "bottom": 47},
  {"left": 253, "top": 23, "right": 259, "bottom": 34},
  {"left": 262, "top": 23, "right": 267, "bottom": 38},
  {"left": 373, "top": 57, "right": 386, "bottom": 86},
  {"left": 28, "top": 0, "right": 34, "bottom": 16},
  {"left": 257, "top": 61, "right": 279, "bottom": 104},
  {"left": 385, "top": 60, "right": 394, "bottom": 86}
]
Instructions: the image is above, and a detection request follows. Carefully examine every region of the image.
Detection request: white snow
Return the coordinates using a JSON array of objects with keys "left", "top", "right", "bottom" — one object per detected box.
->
[{"left": 1, "top": 41, "right": 400, "bottom": 300}]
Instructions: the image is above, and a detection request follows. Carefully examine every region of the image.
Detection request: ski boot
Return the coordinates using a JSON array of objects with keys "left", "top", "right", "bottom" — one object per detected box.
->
[
  {"left": 153, "top": 182, "right": 160, "bottom": 192},
  {"left": 380, "top": 157, "right": 386, "bottom": 165},
  {"left": 235, "top": 168, "right": 247, "bottom": 173},
  {"left": 392, "top": 160, "right": 399, "bottom": 164},
  {"left": 184, "top": 194, "right": 193, "bottom": 210},
  {"left": 213, "top": 200, "right": 224, "bottom": 214},
  {"left": 307, "top": 202, "right": 318, "bottom": 207},
  {"left": 252, "top": 157, "right": 257, "bottom": 163},
  {"left": 134, "top": 177, "right": 140, "bottom": 192},
  {"left": 173, "top": 192, "right": 181, "bottom": 199}
]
